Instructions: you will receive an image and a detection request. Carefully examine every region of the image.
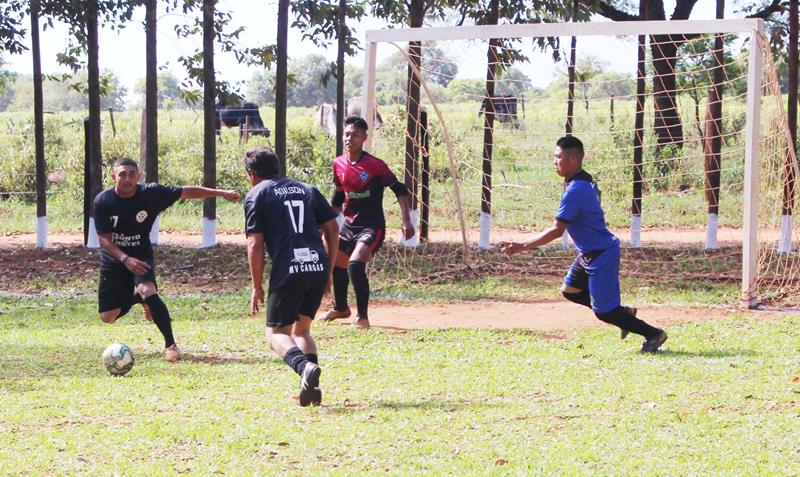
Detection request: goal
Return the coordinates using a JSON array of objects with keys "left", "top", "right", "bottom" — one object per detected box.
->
[{"left": 360, "top": 19, "right": 798, "bottom": 308}]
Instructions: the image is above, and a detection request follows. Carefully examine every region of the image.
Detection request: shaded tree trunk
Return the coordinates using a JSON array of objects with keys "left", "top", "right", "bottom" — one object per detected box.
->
[
  {"left": 566, "top": 0, "right": 577, "bottom": 135},
  {"left": 481, "top": 0, "right": 499, "bottom": 220},
  {"left": 87, "top": 0, "right": 102, "bottom": 207},
  {"left": 650, "top": 36, "right": 683, "bottom": 150},
  {"left": 202, "top": 0, "right": 216, "bottom": 231},
  {"left": 145, "top": 0, "right": 158, "bottom": 182},
  {"left": 275, "top": 0, "right": 289, "bottom": 175},
  {"left": 703, "top": 0, "right": 724, "bottom": 216},
  {"left": 786, "top": 0, "right": 798, "bottom": 216},
  {"left": 404, "top": 0, "right": 424, "bottom": 214},
  {"left": 336, "top": 0, "right": 346, "bottom": 156},
  {"left": 31, "top": 0, "right": 46, "bottom": 237}
]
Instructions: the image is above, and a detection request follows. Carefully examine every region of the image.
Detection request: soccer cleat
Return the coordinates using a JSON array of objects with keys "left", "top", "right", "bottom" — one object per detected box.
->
[
  {"left": 620, "top": 306, "right": 637, "bottom": 340},
  {"left": 299, "top": 363, "right": 321, "bottom": 407},
  {"left": 311, "top": 388, "right": 322, "bottom": 406},
  {"left": 641, "top": 329, "right": 668, "bottom": 353},
  {"left": 164, "top": 343, "right": 182, "bottom": 362},
  {"left": 321, "top": 307, "right": 352, "bottom": 321},
  {"left": 350, "top": 316, "right": 371, "bottom": 329}
]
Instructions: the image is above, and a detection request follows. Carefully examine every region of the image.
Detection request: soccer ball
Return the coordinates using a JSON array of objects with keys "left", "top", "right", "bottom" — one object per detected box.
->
[{"left": 102, "top": 343, "right": 135, "bottom": 376}]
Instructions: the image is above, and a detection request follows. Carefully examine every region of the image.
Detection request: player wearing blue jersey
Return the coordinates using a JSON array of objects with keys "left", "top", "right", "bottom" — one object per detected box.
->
[
  {"left": 94, "top": 158, "right": 240, "bottom": 362},
  {"left": 244, "top": 147, "right": 340, "bottom": 406},
  {"left": 500, "top": 136, "right": 667, "bottom": 353}
]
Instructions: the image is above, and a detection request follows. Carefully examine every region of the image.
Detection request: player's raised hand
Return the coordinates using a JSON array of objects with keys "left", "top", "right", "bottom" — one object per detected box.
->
[
  {"left": 220, "top": 189, "right": 241, "bottom": 202},
  {"left": 250, "top": 286, "right": 265, "bottom": 315},
  {"left": 498, "top": 241, "right": 525, "bottom": 257}
]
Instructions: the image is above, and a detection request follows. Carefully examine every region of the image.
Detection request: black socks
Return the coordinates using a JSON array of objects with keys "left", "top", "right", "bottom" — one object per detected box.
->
[
  {"left": 283, "top": 347, "right": 309, "bottom": 376},
  {"left": 562, "top": 289, "right": 592, "bottom": 308},
  {"left": 348, "top": 261, "right": 369, "bottom": 318},
  {"left": 305, "top": 353, "right": 318, "bottom": 365},
  {"left": 144, "top": 294, "right": 176, "bottom": 348},
  {"left": 595, "top": 306, "right": 660, "bottom": 338},
  {"left": 332, "top": 266, "right": 349, "bottom": 311}
]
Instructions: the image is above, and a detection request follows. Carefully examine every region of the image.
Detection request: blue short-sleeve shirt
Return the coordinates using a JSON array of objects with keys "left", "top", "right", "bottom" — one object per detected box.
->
[{"left": 555, "top": 170, "right": 619, "bottom": 253}]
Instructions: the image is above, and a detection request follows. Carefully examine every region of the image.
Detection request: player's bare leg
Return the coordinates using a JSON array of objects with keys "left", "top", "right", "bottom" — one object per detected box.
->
[
  {"left": 100, "top": 308, "right": 122, "bottom": 324},
  {"left": 322, "top": 250, "right": 352, "bottom": 321},
  {"left": 137, "top": 282, "right": 181, "bottom": 362},
  {"left": 268, "top": 324, "right": 320, "bottom": 407},
  {"left": 348, "top": 242, "right": 372, "bottom": 329}
]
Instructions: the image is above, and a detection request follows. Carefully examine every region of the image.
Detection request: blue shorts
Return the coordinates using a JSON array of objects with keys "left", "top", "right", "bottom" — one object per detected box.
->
[{"left": 564, "top": 243, "right": 621, "bottom": 314}]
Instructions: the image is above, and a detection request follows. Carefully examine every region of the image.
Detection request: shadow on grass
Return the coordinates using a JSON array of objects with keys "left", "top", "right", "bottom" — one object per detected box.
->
[{"left": 655, "top": 348, "right": 760, "bottom": 358}]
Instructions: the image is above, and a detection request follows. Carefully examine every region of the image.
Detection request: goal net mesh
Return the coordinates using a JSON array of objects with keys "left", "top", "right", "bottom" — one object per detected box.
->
[{"left": 365, "top": 26, "right": 797, "bottom": 307}]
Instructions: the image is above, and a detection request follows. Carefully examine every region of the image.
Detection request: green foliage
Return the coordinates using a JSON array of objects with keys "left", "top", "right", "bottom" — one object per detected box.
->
[
  {"left": 132, "top": 72, "right": 192, "bottom": 110},
  {"left": 7, "top": 70, "right": 127, "bottom": 112}
]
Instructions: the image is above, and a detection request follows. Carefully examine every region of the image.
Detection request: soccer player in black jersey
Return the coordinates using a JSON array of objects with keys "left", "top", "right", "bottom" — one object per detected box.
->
[
  {"left": 243, "top": 147, "right": 340, "bottom": 407},
  {"left": 94, "top": 158, "right": 240, "bottom": 362}
]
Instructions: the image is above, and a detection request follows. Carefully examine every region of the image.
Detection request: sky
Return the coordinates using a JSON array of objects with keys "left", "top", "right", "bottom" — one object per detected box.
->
[{"left": 4, "top": 0, "right": 742, "bottom": 103}]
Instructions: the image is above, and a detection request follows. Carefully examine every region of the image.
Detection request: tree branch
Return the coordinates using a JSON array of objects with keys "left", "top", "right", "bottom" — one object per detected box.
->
[
  {"left": 578, "top": 0, "right": 638, "bottom": 21},
  {"left": 746, "top": 0, "right": 787, "bottom": 19},
  {"left": 671, "top": 0, "right": 699, "bottom": 20}
]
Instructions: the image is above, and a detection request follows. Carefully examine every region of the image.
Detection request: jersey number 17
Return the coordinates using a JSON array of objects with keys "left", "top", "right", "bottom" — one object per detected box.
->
[{"left": 284, "top": 200, "right": 304, "bottom": 233}]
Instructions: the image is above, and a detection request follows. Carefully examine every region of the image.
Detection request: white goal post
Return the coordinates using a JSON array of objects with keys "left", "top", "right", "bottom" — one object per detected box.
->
[{"left": 360, "top": 18, "right": 794, "bottom": 308}]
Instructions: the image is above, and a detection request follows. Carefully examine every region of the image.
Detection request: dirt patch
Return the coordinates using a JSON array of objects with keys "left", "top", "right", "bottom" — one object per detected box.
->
[
  {"left": 318, "top": 301, "right": 776, "bottom": 332},
  {"left": 0, "top": 231, "right": 791, "bottom": 331}
]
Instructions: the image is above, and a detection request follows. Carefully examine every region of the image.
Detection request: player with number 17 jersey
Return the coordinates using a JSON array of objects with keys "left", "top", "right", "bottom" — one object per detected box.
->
[{"left": 244, "top": 178, "right": 338, "bottom": 290}]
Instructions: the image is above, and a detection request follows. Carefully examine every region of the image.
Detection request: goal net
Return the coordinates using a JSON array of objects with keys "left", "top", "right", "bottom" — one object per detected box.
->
[{"left": 361, "top": 19, "right": 798, "bottom": 308}]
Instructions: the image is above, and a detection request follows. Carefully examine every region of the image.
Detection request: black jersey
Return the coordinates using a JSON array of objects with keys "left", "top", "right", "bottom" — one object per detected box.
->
[
  {"left": 244, "top": 177, "right": 337, "bottom": 290},
  {"left": 93, "top": 183, "right": 183, "bottom": 265}
]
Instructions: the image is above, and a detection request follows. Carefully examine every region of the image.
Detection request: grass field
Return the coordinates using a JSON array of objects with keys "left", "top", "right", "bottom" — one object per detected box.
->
[{"left": 2, "top": 290, "right": 800, "bottom": 475}]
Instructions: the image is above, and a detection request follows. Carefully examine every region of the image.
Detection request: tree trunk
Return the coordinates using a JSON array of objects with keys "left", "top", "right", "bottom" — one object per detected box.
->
[
  {"left": 786, "top": 0, "right": 798, "bottom": 216},
  {"left": 336, "top": 0, "right": 346, "bottom": 156},
  {"left": 566, "top": 0, "right": 578, "bottom": 135},
  {"left": 275, "top": 0, "right": 289, "bottom": 175},
  {"left": 404, "top": 0, "right": 424, "bottom": 214},
  {"left": 482, "top": 0, "right": 499, "bottom": 219},
  {"left": 31, "top": 0, "right": 46, "bottom": 230},
  {"left": 87, "top": 0, "right": 102, "bottom": 207},
  {"left": 703, "top": 1, "right": 724, "bottom": 216},
  {"left": 145, "top": 0, "right": 158, "bottom": 183},
  {"left": 202, "top": 0, "right": 216, "bottom": 227},
  {"left": 650, "top": 36, "right": 684, "bottom": 150}
]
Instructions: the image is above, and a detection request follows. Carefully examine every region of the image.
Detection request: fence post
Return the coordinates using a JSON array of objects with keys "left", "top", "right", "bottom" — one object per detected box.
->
[{"left": 420, "top": 110, "right": 430, "bottom": 242}]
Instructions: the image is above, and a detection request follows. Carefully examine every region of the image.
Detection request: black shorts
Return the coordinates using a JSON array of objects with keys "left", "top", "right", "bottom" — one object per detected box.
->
[
  {"left": 266, "top": 275, "right": 327, "bottom": 328},
  {"left": 339, "top": 224, "right": 386, "bottom": 256},
  {"left": 98, "top": 259, "right": 157, "bottom": 313}
]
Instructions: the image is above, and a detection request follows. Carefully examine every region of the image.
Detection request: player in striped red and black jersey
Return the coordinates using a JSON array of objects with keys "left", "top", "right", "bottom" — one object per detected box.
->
[{"left": 322, "top": 116, "right": 414, "bottom": 329}]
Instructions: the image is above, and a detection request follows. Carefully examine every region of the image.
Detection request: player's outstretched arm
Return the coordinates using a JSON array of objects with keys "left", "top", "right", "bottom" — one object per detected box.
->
[
  {"left": 180, "top": 186, "right": 241, "bottom": 202},
  {"left": 499, "top": 219, "right": 567, "bottom": 257},
  {"left": 246, "top": 233, "right": 266, "bottom": 315}
]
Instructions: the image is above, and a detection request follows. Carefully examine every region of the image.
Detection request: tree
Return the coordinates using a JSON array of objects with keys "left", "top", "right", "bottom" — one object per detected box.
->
[
  {"left": 495, "top": 66, "right": 533, "bottom": 97},
  {"left": 276, "top": 0, "right": 288, "bottom": 174},
  {"left": 144, "top": 0, "right": 158, "bottom": 183},
  {"left": 8, "top": 70, "right": 126, "bottom": 111},
  {"left": 133, "top": 72, "right": 187, "bottom": 109},
  {"left": 291, "top": 0, "right": 366, "bottom": 154},
  {"left": 576, "top": 0, "right": 785, "bottom": 150}
]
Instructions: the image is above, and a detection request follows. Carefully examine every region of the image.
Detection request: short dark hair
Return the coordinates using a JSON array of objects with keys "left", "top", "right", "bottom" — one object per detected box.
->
[
  {"left": 113, "top": 157, "right": 138, "bottom": 169},
  {"left": 556, "top": 135, "right": 584, "bottom": 154},
  {"left": 245, "top": 146, "right": 281, "bottom": 178},
  {"left": 344, "top": 115, "right": 368, "bottom": 132}
]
